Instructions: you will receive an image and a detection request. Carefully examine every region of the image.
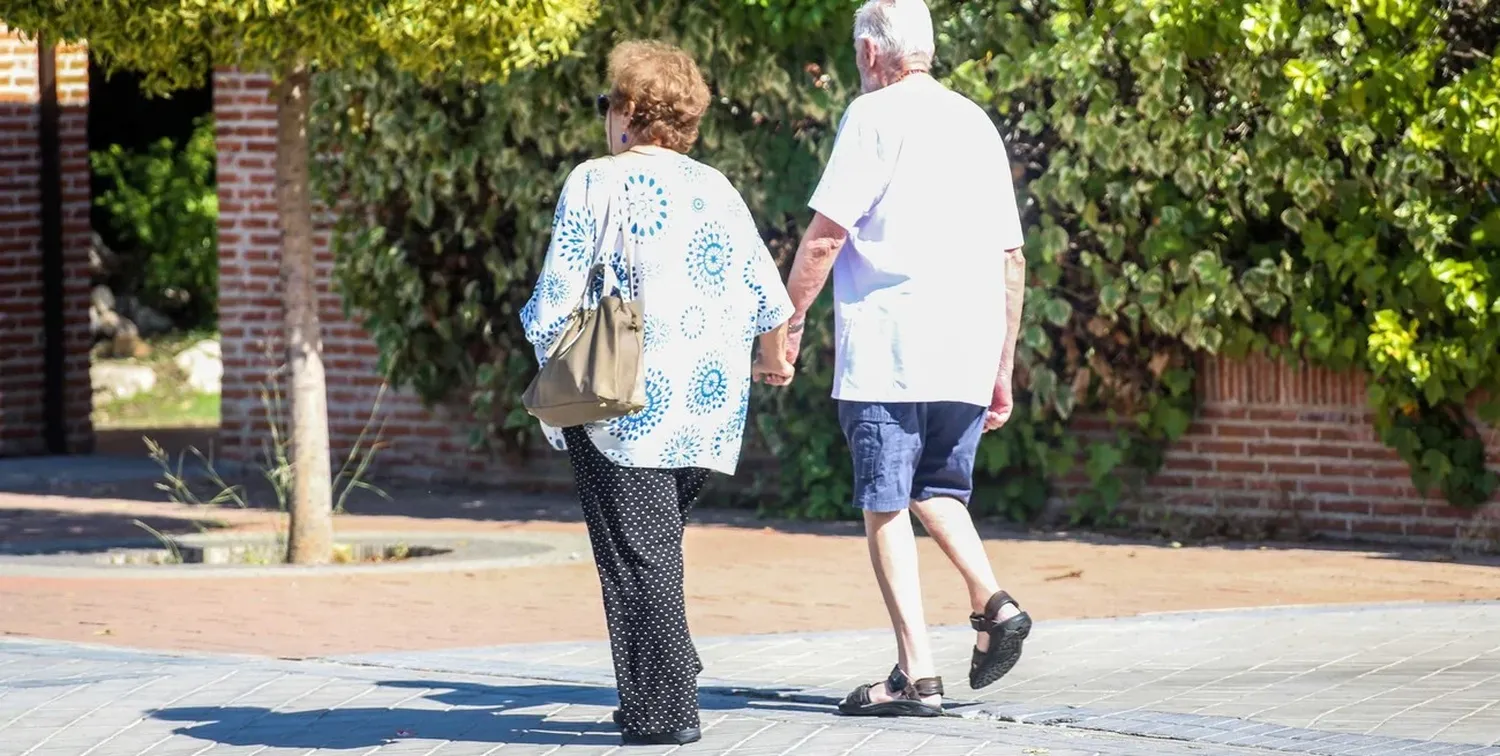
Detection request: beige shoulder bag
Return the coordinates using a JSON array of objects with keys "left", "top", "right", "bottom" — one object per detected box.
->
[{"left": 522, "top": 160, "right": 647, "bottom": 428}]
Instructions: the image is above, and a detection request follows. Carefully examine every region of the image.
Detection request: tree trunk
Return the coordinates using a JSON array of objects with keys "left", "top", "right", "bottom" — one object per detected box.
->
[{"left": 275, "top": 58, "right": 334, "bottom": 565}]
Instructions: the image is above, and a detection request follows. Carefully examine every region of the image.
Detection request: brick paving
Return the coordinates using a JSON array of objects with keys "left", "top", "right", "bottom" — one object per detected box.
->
[
  {"left": 338, "top": 602, "right": 1500, "bottom": 753},
  {"left": 4, "top": 603, "right": 1500, "bottom": 754},
  {"left": 2, "top": 638, "right": 1300, "bottom": 756}
]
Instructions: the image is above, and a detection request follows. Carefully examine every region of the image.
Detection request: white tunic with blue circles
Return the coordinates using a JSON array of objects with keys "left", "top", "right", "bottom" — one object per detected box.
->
[{"left": 520, "top": 151, "right": 793, "bottom": 476}]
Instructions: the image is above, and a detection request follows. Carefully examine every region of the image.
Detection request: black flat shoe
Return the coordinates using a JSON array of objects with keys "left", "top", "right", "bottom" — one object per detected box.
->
[{"left": 621, "top": 727, "right": 701, "bottom": 746}]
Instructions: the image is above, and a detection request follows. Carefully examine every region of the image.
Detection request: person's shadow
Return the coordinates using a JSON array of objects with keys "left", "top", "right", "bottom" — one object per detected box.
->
[{"left": 149, "top": 680, "right": 790, "bottom": 749}]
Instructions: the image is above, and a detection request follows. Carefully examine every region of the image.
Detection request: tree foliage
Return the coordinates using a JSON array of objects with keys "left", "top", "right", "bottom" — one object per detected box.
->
[
  {"left": 315, "top": 0, "right": 1500, "bottom": 519},
  {"left": 3, "top": 0, "right": 597, "bottom": 92}
]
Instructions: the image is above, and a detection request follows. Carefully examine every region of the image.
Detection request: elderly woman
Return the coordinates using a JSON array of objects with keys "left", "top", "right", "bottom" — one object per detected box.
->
[{"left": 520, "top": 41, "right": 793, "bottom": 747}]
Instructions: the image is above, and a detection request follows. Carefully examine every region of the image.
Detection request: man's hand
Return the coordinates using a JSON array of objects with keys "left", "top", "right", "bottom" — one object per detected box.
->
[
  {"left": 753, "top": 351, "right": 796, "bottom": 386},
  {"left": 984, "top": 374, "right": 1014, "bottom": 432}
]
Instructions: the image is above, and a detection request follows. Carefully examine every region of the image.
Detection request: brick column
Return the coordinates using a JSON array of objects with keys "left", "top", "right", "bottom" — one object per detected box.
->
[
  {"left": 0, "top": 27, "right": 93, "bottom": 456},
  {"left": 212, "top": 69, "right": 566, "bottom": 485}
]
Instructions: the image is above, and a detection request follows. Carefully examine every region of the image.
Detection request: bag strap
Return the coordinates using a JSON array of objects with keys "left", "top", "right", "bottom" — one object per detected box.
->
[{"left": 569, "top": 155, "right": 640, "bottom": 316}]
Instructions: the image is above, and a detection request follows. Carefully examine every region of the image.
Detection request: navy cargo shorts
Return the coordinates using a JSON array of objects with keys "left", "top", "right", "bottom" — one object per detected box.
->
[{"left": 837, "top": 400, "right": 987, "bottom": 513}]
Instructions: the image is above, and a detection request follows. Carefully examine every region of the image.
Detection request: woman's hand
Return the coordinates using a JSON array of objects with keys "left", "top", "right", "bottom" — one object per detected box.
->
[
  {"left": 753, "top": 352, "right": 796, "bottom": 386},
  {"left": 754, "top": 322, "right": 795, "bottom": 386}
]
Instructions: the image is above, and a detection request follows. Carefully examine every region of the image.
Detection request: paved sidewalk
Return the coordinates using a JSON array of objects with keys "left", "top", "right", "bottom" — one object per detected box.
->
[
  {"left": 339, "top": 601, "right": 1500, "bottom": 754},
  {"left": 3, "top": 638, "right": 1309, "bottom": 756},
  {"left": 4, "top": 604, "right": 1499, "bottom": 755}
]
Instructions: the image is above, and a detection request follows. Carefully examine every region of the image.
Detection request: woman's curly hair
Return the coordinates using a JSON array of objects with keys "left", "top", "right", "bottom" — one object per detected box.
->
[{"left": 607, "top": 41, "right": 711, "bottom": 153}]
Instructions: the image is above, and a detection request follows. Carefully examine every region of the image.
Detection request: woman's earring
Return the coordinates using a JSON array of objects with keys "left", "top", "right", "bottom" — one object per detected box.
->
[{"left": 621, "top": 134, "right": 628, "bottom": 144}]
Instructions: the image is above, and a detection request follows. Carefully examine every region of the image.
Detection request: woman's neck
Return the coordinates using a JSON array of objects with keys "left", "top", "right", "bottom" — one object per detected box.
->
[{"left": 625, "top": 144, "right": 672, "bottom": 156}]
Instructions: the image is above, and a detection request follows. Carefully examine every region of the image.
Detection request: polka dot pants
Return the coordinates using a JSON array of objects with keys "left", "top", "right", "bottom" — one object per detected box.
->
[{"left": 564, "top": 426, "right": 708, "bottom": 736}]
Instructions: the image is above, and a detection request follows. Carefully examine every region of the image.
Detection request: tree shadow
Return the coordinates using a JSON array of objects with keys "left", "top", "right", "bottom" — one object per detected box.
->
[
  {"left": 149, "top": 680, "right": 805, "bottom": 750},
  {"left": 0, "top": 509, "right": 227, "bottom": 554}
]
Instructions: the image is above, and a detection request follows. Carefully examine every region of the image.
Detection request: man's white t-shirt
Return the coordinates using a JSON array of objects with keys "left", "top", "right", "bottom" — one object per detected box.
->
[{"left": 809, "top": 75, "right": 1025, "bottom": 407}]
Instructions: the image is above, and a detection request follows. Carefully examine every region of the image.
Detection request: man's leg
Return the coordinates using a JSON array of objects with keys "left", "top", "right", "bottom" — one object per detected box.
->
[
  {"left": 839, "top": 401, "right": 940, "bottom": 706},
  {"left": 909, "top": 403, "right": 1022, "bottom": 655},
  {"left": 865, "top": 508, "right": 937, "bottom": 692},
  {"left": 911, "top": 497, "right": 1021, "bottom": 652}
]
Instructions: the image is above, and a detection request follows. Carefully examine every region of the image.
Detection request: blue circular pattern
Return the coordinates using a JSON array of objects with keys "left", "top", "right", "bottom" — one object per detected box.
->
[
  {"left": 692, "top": 197, "right": 707, "bottom": 213},
  {"left": 609, "top": 368, "right": 670, "bottom": 441},
  {"left": 714, "top": 387, "right": 751, "bottom": 455},
  {"left": 663, "top": 427, "right": 703, "bottom": 467},
  {"left": 555, "top": 207, "right": 596, "bottom": 272},
  {"left": 644, "top": 313, "right": 671, "bottom": 350},
  {"left": 624, "top": 174, "right": 670, "bottom": 239},
  {"left": 539, "top": 271, "right": 570, "bottom": 307},
  {"left": 688, "top": 357, "right": 730, "bottom": 416},
  {"left": 689, "top": 222, "right": 731, "bottom": 294},
  {"left": 681, "top": 305, "right": 707, "bottom": 340}
]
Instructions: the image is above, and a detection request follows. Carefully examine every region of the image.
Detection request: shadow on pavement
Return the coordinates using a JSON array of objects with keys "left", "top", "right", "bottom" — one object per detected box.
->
[
  {"left": 0, "top": 508, "right": 228, "bottom": 552},
  {"left": 150, "top": 680, "right": 803, "bottom": 749}
]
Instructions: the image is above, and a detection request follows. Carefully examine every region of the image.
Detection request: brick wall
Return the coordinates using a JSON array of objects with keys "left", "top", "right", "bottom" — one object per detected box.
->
[
  {"left": 213, "top": 69, "right": 567, "bottom": 485},
  {"left": 0, "top": 27, "right": 93, "bottom": 455},
  {"left": 1070, "top": 353, "right": 1500, "bottom": 545}
]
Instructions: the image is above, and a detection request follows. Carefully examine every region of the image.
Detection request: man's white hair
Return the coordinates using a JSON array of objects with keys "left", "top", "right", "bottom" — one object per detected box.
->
[{"left": 853, "top": 0, "right": 936, "bottom": 67}]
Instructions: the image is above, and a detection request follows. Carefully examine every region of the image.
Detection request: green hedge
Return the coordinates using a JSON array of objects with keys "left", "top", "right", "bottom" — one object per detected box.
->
[
  {"left": 93, "top": 115, "right": 219, "bottom": 328},
  {"left": 313, "top": 0, "right": 1500, "bottom": 520}
]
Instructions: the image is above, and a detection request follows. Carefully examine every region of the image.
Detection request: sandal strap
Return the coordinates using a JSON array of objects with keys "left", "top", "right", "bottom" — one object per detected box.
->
[
  {"left": 910, "top": 675, "right": 944, "bottom": 698},
  {"left": 846, "top": 682, "right": 876, "bottom": 707},
  {"left": 885, "top": 665, "right": 909, "bottom": 693},
  {"left": 886, "top": 664, "right": 943, "bottom": 699},
  {"left": 969, "top": 591, "right": 1021, "bottom": 632}
]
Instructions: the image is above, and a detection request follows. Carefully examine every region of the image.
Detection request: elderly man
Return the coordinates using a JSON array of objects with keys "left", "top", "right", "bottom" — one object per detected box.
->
[{"left": 780, "top": 0, "right": 1031, "bottom": 717}]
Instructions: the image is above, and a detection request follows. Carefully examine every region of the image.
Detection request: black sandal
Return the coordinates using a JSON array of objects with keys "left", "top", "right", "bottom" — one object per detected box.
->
[
  {"left": 838, "top": 665, "right": 945, "bottom": 717},
  {"left": 969, "top": 590, "right": 1032, "bottom": 689}
]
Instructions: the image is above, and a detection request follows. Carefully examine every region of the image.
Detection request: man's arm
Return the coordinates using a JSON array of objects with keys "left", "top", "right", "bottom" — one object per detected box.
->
[
  {"left": 987, "top": 246, "right": 1027, "bottom": 430},
  {"left": 783, "top": 212, "right": 850, "bottom": 362}
]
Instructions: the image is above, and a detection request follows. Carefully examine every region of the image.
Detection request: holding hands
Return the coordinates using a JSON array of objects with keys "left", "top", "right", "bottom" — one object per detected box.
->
[{"left": 753, "top": 319, "right": 799, "bottom": 386}]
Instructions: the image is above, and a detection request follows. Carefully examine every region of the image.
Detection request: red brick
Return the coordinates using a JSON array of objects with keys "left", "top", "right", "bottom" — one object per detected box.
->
[
  {"left": 1298, "top": 444, "right": 1353, "bottom": 460},
  {"left": 1362, "top": 487, "right": 1420, "bottom": 504},
  {"left": 1247, "top": 442, "right": 1298, "bottom": 457},
  {"left": 1216, "top": 424, "right": 1268, "bottom": 439},
  {"left": 1301, "top": 480, "right": 1352, "bottom": 496},
  {"left": 1267, "top": 460, "right": 1318, "bottom": 476},
  {"left": 1215, "top": 459, "right": 1266, "bottom": 474},
  {"left": 1269, "top": 425, "right": 1321, "bottom": 440},
  {"left": 1318, "top": 500, "right": 1372, "bottom": 515},
  {"left": 1196, "top": 440, "right": 1246, "bottom": 455}
]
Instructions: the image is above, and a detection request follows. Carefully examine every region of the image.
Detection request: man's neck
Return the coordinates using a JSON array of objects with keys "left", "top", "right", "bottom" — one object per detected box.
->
[{"left": 868, "top": 62, "right": 931, "bottom": 92}]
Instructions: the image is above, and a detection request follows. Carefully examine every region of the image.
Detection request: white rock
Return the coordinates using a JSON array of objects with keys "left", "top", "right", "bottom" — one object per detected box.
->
[
  {"left": 174, "top": 339, "right": 222, "bottom": 394},
  {"left": 91, "top": 362, "right": 157, "bottom": 401},
  {"left": 91, "top": 284, "right": 115, "bottom": 311}
]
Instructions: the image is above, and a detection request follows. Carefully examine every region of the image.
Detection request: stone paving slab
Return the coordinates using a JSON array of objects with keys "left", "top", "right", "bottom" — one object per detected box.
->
[
  {"left": 336, "top": 601, "right": 1500, "bottom": 752},
  {"left": 2, "top": 638, "right": 1305, "bottom": 756}
]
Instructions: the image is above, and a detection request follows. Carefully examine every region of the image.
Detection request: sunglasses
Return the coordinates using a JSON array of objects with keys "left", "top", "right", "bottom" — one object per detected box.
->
[{"left": 595, "top": 93, "right": 611, "bottom": 118}]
